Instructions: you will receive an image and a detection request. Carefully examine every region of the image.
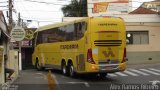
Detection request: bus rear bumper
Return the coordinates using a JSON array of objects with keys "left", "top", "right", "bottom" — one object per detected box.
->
[
  {"left": 85, "top": 62, "right": 126, "bottom": 73},
  {"left": 99, "top": 63, "right": 126, "bottom": 73}
]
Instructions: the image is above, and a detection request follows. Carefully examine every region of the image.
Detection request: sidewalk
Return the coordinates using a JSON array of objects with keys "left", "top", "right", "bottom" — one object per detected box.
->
[{"left": 7, "top": 69, "right": 50, "bottom": 90}]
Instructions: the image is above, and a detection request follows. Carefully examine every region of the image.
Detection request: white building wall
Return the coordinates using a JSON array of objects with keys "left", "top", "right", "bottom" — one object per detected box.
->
[{"left": 126, "top": 23, "right": 160, "bottom": 52}]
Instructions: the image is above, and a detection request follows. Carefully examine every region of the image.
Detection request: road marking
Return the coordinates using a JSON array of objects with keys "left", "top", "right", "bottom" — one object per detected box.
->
[
  {"left": 115, "top": 72, "right": 128, "bottom": 76},
  {"left": 124, "top": 70, "right": 139, "bottom": 76},
  {"left": 108, "top": 73, "right": 117, "bottom": 77},
  {"left": 61, "top": 76, "right": 68, "bottom": 79},
  {"left": 36, "top": 73, "right": 44, "bottom": 75},
  {"left": 140, "top": 69, "right": 160, "bottom": 75},
  {"left": 67, "top": 82, "right": 90, "bottom": 87},
  {"left": 149, "top": 68, "right": 160, "bottom": 73},
  {"left": 35, "top": 73, "right": 47, "bottom": 80},
  {"left": 108, "top": 68, "right": 160, "bottom": 77},
  {"left": 129, "top": 69, "right": 149, "bottom": 76}
]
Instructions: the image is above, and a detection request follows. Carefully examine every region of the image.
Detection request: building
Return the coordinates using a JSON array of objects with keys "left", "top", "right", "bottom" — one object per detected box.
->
[
  {"left": 117, "top": 14, "right": 160, "bottom": 64},
  {"left": 125, "top": 1, "right": 160, "bottom": 64},
  {"left": 87, "top": 0, "right": 131, "bottom": 17},
  {"left": 142, "top": 0, "right": 160, "bottom": 12},
  {"left": 0, "top": 11, "right": 10, "bottom": 85}
]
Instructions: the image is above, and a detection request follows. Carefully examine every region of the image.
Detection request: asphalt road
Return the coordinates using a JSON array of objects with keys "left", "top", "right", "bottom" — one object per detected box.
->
[
  {"left": 51, "top": 63, "right": 160, "bottom": 90},
  {"left": 8, "top": 63, "right": 160, "bottom": 90}
]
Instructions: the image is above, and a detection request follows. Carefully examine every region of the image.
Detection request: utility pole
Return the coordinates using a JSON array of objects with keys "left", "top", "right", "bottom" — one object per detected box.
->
[
  {"left": 8, "top": 0, "right": 13, "bottom": 33},
  {"left": 18, "top": 12, "right": 22, "bottom": 70},
  {"left": 18, "top": 13, "right": 21, "bottom": 26}
]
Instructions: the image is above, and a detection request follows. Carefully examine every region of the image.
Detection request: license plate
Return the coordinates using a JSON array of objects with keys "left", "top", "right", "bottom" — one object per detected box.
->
[{"left": 106, "top": 66, "right": 112, "bottom": 70}]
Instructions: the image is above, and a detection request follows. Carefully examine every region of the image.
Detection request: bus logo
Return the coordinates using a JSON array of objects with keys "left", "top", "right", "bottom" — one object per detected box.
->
[{"left": 102, "top": 48, "right": 115, "bottom": 57}]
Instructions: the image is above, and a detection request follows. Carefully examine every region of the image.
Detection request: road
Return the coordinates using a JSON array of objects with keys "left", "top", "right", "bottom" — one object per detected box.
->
[
  {"left": 10, "top": 63, "right": 160, "bottom": 90},
  {"left": 51, "top": 63, "right": 160, "bottom": 90}
]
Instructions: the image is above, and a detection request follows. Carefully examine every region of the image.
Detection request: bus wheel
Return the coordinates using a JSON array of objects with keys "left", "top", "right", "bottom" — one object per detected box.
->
[
  {"left": 35, "top": 60, "right": 42, "bottom": 71},
  {"left": 61, "top": 61, "right": 68, "bottom": 75},
  {"left": 99, "top": 73, "right": 107, "bottom": 78},
  {"left": 69, "top": 62, "right": 76, "bottom": 77}
]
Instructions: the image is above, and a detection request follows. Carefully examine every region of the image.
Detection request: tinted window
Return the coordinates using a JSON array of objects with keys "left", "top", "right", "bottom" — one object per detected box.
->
[
  {"left": 65, "top": 24, "right": 75, "bottom": 41},
  {"left": 74, "top": 22, "right": 87, "bottom": 40},
  {"left": 36, "top": 21, "right": 87, "bottom": 44},
  {"left": 36, "top": 32, "right": 42, "bottom": 45}
]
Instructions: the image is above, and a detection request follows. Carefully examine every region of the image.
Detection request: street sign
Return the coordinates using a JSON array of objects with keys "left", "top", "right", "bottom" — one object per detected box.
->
[
  {"left": 25, "top": 29, "right": 34, "bottom": 40},
  {"left": 11, "top": 26, "right": 25, "bottom": 41}
]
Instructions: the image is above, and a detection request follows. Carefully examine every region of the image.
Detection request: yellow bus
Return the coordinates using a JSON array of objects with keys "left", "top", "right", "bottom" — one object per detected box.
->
[{"left": 32, "top": 17, "right": 127, "bottom": 78}]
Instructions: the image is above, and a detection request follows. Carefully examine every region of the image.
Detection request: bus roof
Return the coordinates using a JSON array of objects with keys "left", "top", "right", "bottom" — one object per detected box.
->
[
  {"left": 34, "top": 17, "right": 88, "bottom": 33},
  {"left": 34, "top": 16, "right": 123, "bottom": 33}
]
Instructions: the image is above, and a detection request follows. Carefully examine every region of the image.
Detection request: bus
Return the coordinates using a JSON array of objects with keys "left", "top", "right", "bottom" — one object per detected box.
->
[{"left": 32, "top": 17, "right": 127, "bottom": 78}]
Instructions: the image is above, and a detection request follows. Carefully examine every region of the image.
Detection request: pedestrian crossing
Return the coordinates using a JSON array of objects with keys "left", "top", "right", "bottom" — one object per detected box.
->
[{"left": 108, "top": 68, "right": 160, "bottom": 77}]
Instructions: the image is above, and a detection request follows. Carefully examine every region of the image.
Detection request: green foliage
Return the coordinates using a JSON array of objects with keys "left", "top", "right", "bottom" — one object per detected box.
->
[{"left": 61, "top": 0, "right": 87, "bottom": 17}]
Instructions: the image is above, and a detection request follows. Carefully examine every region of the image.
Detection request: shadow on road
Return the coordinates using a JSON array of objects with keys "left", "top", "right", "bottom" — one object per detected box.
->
[{"left": 44, "top": 69, "right": 118, "bottom": 83}]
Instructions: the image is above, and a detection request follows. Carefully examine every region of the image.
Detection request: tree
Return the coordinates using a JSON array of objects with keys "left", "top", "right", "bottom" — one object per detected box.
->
[{"left": 61, "top": 0, "right": 87, "bottom": 17}]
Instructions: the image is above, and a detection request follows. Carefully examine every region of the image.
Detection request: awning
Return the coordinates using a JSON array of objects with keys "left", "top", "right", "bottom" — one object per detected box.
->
[{"left": 0, "top": 28, "right": 11, "bottom": 39}]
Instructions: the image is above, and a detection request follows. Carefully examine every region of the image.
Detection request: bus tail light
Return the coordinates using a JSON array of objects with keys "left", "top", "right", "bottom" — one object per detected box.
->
[
  {"left": 87, "top": 48, "right": 95, "bottom": 64},
  {"left": 121, "top": 48, "right": 126, "bottom": 63}
]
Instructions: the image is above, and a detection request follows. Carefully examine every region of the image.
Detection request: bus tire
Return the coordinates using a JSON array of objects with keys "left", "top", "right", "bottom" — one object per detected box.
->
[
  {"left": 35, "top": 60, "right": 42, "bottom": 71},
  {"left": 68, "top": 62, "right": 76, "bottom": 77},
  {"left": 99, "top": 73, "right": 107, "bottom": 78},
  {"left": 61, "top": 61, "right": 68, "bottom": 76}
]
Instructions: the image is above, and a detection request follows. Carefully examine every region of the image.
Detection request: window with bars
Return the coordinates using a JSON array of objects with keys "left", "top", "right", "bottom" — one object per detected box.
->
[{"left": 126, "top": 31, "right": 149, "bottom": 45}]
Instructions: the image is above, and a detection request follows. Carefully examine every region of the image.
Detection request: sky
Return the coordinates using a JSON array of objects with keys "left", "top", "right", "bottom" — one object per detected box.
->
[
  {"left": 0, "top": 0, "right": 155, "bottom": 28},
  {"left": 132, "top": 0, "right": 155, "bottom": 10}
]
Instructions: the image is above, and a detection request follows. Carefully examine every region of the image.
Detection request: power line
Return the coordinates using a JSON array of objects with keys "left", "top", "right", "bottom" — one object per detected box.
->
[
  {"left": 21, "top": 16, "right": 62, "bottom": 20},
  {"left": 15, "top": 10, "right": 61, "bottom": 12},
  {"left": 16, "top": 0, "right": 71, "bottom": 5},
  {"left": 22, "top": 18, "right": 61, "bottom": 22},
  {"left": 15, "top": 0, "right": 35, "bottom": 21},
  {"left": 11, "top": 0, "right": 156, "bottom": 25}
]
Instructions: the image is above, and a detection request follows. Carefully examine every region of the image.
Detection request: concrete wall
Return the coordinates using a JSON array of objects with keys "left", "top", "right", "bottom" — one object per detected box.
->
[
  {"left": 0, "top": 46, "right": 5, "bottom": 85},
  {"left": 8, "top": 50, "right": 19, "bottom": 78},
  {"left": 127, "top": 51, "right": 160, "bottom": 64},
  {"left": 126, "top": 22, "right": 160, "bottom": 64},
  {"left": 0, "top": 49, "right": 19, "bottom": 88},
  {"left": 126, "top": 23, "right": 160, "bottom": 52}
]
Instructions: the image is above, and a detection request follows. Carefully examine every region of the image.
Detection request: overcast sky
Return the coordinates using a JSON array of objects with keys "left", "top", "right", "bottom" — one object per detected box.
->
[
  {"left": 0, "top": 0, "right": 155, "bottom": 27},
  {"left": 132, "top": 0, "right": 154, "bottom": 10}
]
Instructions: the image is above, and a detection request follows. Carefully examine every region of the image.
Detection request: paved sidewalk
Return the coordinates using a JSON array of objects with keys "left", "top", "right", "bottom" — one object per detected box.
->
[{"left": 10, "top": 69, "right": 50, "bottom": 90}]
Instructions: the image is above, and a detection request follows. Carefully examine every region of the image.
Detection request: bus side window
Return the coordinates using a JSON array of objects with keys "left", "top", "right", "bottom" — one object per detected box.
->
[
  {"left": 36, "top": 32, "right": 42, "bottom": 45},
  {"left": 32, "top": 33, "right": 37, "bottom": 50},
  {"left": 74, "top": 22, "right": 87, "bottom": 40},
  {"left": 81, "top": 22, "right": 87, "bottom": 33},
  {"left": 66, "top": 24, "right": 75, "bottom": 41},
  {"left": 58, "top": 26, "right": 66, "bottom": 42}
]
